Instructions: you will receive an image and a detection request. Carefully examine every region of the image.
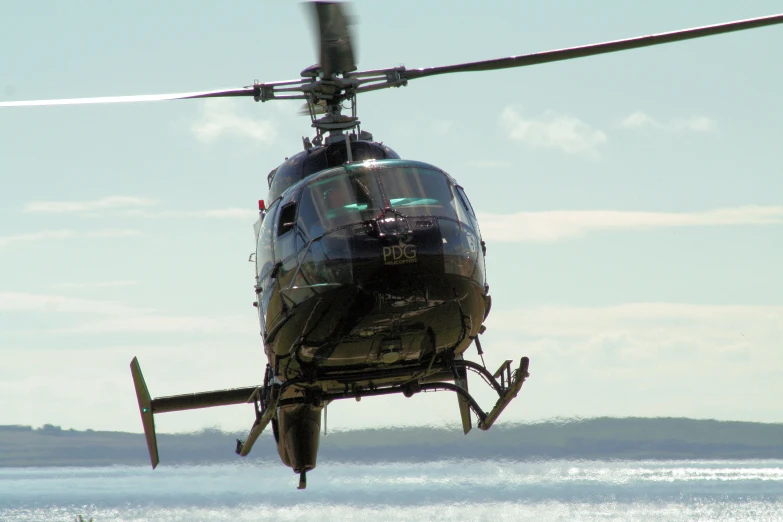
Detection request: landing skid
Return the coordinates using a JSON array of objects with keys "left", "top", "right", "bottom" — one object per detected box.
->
[
  {"left": 131, "top": 354, "right": 531, "bottom": 478},
  {"left": 404, "top": 357, "right": 531, "bottom": 431},
  {"left": 233, "top": 356, "right": 531, "bottom": 449}
]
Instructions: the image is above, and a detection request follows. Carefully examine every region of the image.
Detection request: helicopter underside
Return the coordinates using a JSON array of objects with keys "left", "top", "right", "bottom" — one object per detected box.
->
[{"left": 268, "top": 272, "right": 487, "bottom": 375}]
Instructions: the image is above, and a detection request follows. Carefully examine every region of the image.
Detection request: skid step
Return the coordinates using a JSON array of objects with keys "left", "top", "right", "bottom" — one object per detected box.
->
[{"left": 479, "top": 357, "right": 530, "bottom": 430}]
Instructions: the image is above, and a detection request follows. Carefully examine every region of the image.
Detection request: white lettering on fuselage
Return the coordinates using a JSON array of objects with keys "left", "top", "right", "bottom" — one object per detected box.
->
[{"left": 382, "top": 239, "right": 417, "bottom": 265}]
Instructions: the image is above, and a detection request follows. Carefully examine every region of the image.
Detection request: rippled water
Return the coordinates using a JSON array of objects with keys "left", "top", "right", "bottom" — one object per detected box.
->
[{"left": 1, "top": 460, "right": 781, "bottom": 521}]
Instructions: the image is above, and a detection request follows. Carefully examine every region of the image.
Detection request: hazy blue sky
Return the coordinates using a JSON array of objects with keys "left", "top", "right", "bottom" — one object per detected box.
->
[{"left": 1, "top": 1, "right": 782, "bottom": 435}]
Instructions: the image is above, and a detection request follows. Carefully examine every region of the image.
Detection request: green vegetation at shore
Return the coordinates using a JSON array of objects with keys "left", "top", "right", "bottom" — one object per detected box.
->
[{"left": 1, "top": 418, "right": 781, "bottom": 467}]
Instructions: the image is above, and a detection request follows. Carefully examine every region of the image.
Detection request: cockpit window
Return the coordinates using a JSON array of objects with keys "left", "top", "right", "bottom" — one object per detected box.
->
[
  {"left": 377, "top": 167, "right": 457, "bottom": 220},
  {"left": 297, "top": 171, "right": 383, "bottom": 240}
]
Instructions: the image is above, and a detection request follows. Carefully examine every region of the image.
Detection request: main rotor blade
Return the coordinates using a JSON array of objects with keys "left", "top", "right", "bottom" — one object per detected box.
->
[
  {"left": 313, "top": 1, "right": 357, "bottom": 77},
  {"left": 403, "top": 13, "right": 783, "bottom": 80},
  {"left": 0, "top": 87, "right": 256, "bottom": 108}
]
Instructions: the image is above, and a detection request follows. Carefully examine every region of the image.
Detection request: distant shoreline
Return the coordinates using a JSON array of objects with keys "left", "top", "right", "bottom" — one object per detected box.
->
[{"left": 2, "top": 417, "right": 782, "bottom": 467}]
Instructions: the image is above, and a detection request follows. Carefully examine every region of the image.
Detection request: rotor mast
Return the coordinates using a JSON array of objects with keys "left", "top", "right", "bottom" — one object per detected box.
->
[
  {"left": 303, "top": 2, "right": 362, "bottom": 147},
  {"left": 299, "top": 65, "right": 361, "bottom": 147}
]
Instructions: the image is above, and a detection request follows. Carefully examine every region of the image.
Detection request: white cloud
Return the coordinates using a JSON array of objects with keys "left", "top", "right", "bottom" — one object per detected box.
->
[
  {"left": 191, "top": 98, "right": 277, "bottom": 144},
  {"left": 21, "top": 195, "right": 257, "bottom": 220},
  {"left": 487, "top": 302, "right": 783, "bottom": 341},
  {"left": 0, "top": 230, "right": 75, "bottom": 247},
  {"left": 57, "top": 315, "right": 252, "bottom": 334},
  {"left": 85, "top": 229, "right": 143, "bottom": 238},
  {"left": 619, "top": 111, "right": 655, "bottom": 129},
  {"left": 478, "top": 205, "right": 783, "bottom": 242},
  {"left": 466, "top": 160, "right": 512, "bottom": 169},
  {"left": 619, "top": 111, "right": 716, "bottom": 133},
  {"left": 431, "top": 119, "right": 453, "bottom": 136},
  {"left": 47, "top": 280, "right": 138, "bottom": 290},
  {"left": 0, "top": 291, "right": 253, "bottom": 335},
  {"left": 5, "top": 302, "right": 781, "bottom": 431},
  {"left": 0, "top": 292, "right": 151, "bottom": 315},
  {"left": 672, "top": 116, "right": 715, "bottom": 132},
  {"left": 0, "top": 341, "right": 266, "bottom": 433},
  {"left": 24, "top": 196, "right": 157, "bottom": 214},
  {"left": 480, "top": 302, "right": 783, "bottom": 422},
  {"left": 0, "top": 229, "right": 142, "bottom": 247},
  {"left": 201, "top": 208, "right": 258, "bottom": 219},
  {"left": 122, "top": 208, "right": 258, "bottom": 219},
  {"left": 500, "top": 106, "right": 607, "bottom": 157}
]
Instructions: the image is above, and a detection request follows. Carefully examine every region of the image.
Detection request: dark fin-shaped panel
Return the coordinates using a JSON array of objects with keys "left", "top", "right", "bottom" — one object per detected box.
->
[{"left": 130, "top": 357, "right": 160, "bottom": 469}]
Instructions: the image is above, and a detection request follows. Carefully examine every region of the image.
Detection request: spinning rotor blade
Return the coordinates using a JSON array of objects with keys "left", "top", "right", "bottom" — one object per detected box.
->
[
  {"left": 0, "top": 87, "right": 256, "bottom": 108},
  {"left": 403, "top": 13, "right": 783, "bottom": 80},
  {"left": 312, "top": 1, "right": 357, "bottom": 77},
  {"left": 2, "top": 10, "right": 781, "bottom": 110}
]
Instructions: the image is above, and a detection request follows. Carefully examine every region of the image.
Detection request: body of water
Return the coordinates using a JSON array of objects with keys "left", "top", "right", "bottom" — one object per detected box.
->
[{"left": 1, "top": 460, "right": 781, "bottom": 521}]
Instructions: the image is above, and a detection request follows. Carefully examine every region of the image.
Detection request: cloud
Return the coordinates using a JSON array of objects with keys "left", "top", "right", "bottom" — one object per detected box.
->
[
  {"left": 85, "top": 229, "right": 143, "bottom": 238},
  {"left": 466, "top": 160, "right": 512, "bottom": 169},
  {"left": 123, "top": 208, "right": 257, "bottom": 219},
  {"left": 201, "top": 208, "right": 258, "bottom": 219},
  {"left": 619, "top": 111, "right": 715, "bottom": 133},
  {"left": 431, "top": 119, "right": 453, "bottom": 136},
  {"left": 57, "top": 315, "right": 252, "bottom": 334},
  {"left": 0, "top": 340, "right": 266, "bottom": 433},
  {"left": 191, "top": 98, "right": 277, "bottom": 144},
  {"left": 0, "top": 229, "right": 142, "bottom": 247},
  {"left": 0, "top": 230, "right": 75, "bottom": 247},
  {"left": 500, "top": 106, "right": 607, "bottom": 157},
  {"left": 477, "top": 205, "right": 783, "bottom": 242},
  {"left": 21, "top": 195, "right": 257, "bottom": 220},
  {"left": 487, "top": 303, "right": 783, "bottom": 341},
  {"left": 0, "top": 292, "right": 151, "bottom": 315},
  {"left": 47, "top": 281, "right": 138, "bottom": 290},
  {"left": 482, "top": 302, "right": 783, "bottom": 422},
  {"left": 1, "top": 291, "right": 253, "bottom": 335},
  {"left": 24, "top": 196, "right": 157, "bottom": 214}
]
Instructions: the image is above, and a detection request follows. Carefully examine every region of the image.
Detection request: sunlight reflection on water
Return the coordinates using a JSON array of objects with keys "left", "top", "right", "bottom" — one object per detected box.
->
[
  {"left": 5, "top": 500, "right": 783, "bottom": 522},
  {"left": 1, "top": 460, "right": 782, "bottom": 521}
]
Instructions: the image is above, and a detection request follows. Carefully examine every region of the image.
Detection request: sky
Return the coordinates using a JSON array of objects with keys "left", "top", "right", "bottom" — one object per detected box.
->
[{"left": 1, "top": 1, "right": 782, "bottom": 436}]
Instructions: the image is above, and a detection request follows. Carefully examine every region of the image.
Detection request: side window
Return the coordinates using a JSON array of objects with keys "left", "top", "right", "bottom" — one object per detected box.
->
[
  {"left": 256, "top": 200, "right": 279, "bottom": 280},
  {"left": 455, "top": 186, "right": 486, "bottom": 282},
  {"left": 278, "top": 203, "right": 296, "bottom": 236},
  {"left": 275, "top": 202, "right": 298, "bottom": 263},
  {"left": 451, "top": 187, "right": 472, "bottom": 227},
  {"left": 455, "top": 186, "right": 479, "bottom": 231},
  {"left": 455, "top": 186, "right": 476, "bottom": 217}
]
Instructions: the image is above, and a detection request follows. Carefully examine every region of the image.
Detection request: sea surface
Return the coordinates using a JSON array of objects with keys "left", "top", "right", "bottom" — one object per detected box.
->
[{"left": 1, "top": 460, "right": 781, "bottom": 521}]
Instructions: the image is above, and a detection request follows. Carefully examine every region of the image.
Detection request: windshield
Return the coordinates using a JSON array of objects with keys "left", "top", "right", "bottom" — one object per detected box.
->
[
  {"left": 377, "top": 166, "right": 457, "bottom": 220},
  {"left": 297, "top": 170, "right": 383, "bottom": 240},
  {"left": 297, "top": 165, "right": 462, "bottom": 240}
]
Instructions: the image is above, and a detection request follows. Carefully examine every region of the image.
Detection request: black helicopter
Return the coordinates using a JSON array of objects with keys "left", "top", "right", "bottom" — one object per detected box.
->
[{"left": 3, "top": 3, "right": 782, "bottom": 490}]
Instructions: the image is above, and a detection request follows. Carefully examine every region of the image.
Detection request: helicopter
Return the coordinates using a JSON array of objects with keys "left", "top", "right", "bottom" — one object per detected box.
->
[{"left": 3, "top": 3, "right": 782, "bottom": 490}]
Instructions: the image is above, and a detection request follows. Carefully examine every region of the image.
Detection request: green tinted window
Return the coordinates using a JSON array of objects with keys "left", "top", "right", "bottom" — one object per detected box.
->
[
  {"left": 377, "top": 167, "right": 457, "bottom": 220},
  {"left": 298, "top": 171, "right": 383, "bottom": 239}
]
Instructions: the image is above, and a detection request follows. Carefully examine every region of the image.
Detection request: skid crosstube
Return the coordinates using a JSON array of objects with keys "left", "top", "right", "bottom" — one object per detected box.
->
[
  {"left": 234, "top": 384, "right": 281, "bottom": 457},
  {"left": 269, "top": 356, "right": 531, "bottom": 430}
]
